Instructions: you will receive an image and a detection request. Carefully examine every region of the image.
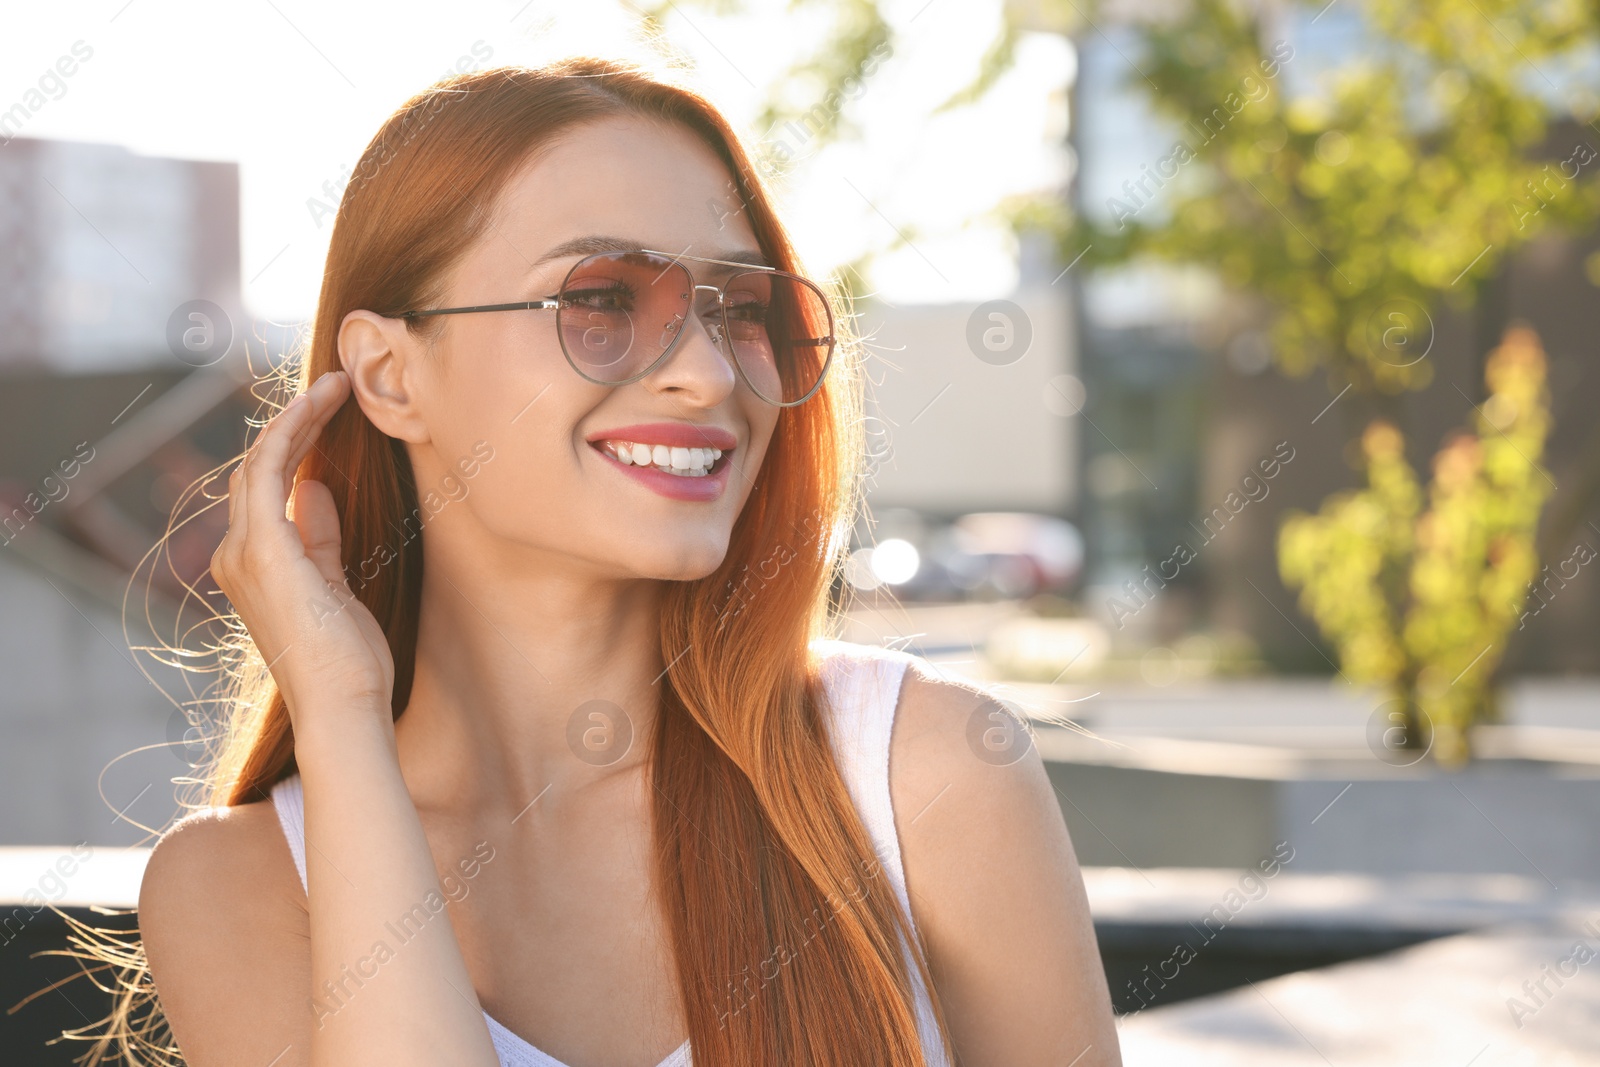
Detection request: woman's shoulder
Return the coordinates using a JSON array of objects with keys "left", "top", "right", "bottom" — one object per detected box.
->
[
  {"left": 139, "top": 795, "right": 310, "bottom": 1056},
  {"left": 139, "top": 795, "right": 315, "bottom": 1060},
  {"left": 807, "top": 637, "right": 924, "bottom": 703},
  {"left": 884, "top": 653, "right": 1022, "bottom": 808},
  {"left": 878, "top": 656, "right": 1116, "bottom": 1063},
  {"left": 808, "top": 635, "right": 921, "bottom": 665},
  {"left": 142, "top": 796, "right": 292, "bottom": 895},
  {"left": 810, "top": 637, "right": 1024, "bottom": 835},
  {"left": 140, "top": 796, "right": 306, "bottom": 963}
]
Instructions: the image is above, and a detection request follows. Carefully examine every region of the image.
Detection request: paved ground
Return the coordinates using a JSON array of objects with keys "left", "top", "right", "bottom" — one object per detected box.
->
[
  {"left": 0, "top": 843, "right": 146, "bottom": 906},
  {"left": 1081, "top": 867, "right": 1600, "bottom": 1065},
  {"left": 1116, "top": 924, "right": 1600, "bottom": 1065},
  {"left": 1082, "top": 867, "right": 1598, "bottom": 931}
]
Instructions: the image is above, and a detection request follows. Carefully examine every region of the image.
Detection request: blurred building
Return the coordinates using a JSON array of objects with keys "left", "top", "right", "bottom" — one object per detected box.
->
[
  {"left": 0, "top": 138, "right": 258, "bottom": 846},
  {"left": 0, "top": 137, "right": 241, "bottom": 372},
  {"left": 840, "top": 233, "right": 1083, "bottom": 605},
  {"left": 850, "top": 235, "right": 1077, "bottom": 520}
]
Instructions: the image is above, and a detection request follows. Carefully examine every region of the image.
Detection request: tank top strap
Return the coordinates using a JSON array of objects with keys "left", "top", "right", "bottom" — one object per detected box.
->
[
  {"left": 268, "top": 773, "right": 310, "bottom": 894},
  {"left": 810, "top": 637, "right": 949, "bottom": 1067},
  {"left": 809, "top": 638, "right": 920, "bottom": 897}
]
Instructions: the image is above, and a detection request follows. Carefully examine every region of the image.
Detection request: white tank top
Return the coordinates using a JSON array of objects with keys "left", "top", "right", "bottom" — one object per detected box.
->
[{"left": 269, "top": 637, "right": 948, "bottom": 1067}]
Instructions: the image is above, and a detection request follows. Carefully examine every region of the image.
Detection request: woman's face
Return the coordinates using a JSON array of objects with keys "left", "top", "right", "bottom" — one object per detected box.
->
[{"left": 360, "top": 114, "right": 784, "bottom": 583}]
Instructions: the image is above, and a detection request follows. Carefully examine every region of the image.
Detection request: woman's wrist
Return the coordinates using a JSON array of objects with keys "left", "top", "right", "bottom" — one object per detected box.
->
[{"left": 289, "top": 697, "right": 399, "bottom": 776}]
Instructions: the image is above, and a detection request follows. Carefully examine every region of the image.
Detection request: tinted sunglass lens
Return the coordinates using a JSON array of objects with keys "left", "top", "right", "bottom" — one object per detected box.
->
[
  {"left": 558, "top": 253, "right": 691, "bottom": 382},
  {"left": 722, "top": 272, "right": 833, "bottom": 405}
]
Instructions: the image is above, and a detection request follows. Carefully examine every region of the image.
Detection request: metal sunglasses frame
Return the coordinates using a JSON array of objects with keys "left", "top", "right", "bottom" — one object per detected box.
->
[{"left": 398, "top": 248, "right": 837, "bottom": 408}]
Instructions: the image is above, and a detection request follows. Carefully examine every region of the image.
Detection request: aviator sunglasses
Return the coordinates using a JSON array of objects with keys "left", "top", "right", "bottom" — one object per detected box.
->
[{"left": 400, "top": 248, "right": 837, "bottom": 407}]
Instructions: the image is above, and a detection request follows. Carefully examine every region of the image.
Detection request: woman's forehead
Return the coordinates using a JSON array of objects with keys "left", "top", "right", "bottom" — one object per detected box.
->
[
  {"left": 461, "top": 116, "right": 759, "bottom": 281},
  {"left": 503, "top": 117, "right": 747, "bottom": 229}
]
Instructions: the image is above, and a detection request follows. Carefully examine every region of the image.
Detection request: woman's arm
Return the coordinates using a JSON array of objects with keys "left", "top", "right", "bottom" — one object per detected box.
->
[
  {"left": 890, "top": 659, "right": 1122, "bottom": 1067},
  {"left": 292, "top": 708, "right": 504, "bottom": 1066},
  {"left": 140, "top": 370, "right": 502, "bottom": 1067},
  {"left": 139, "top": 801, "right": 317, "bottom": 1065},
  {"left": 139, "top": 727, "right": 503, "bottom": 1067}
]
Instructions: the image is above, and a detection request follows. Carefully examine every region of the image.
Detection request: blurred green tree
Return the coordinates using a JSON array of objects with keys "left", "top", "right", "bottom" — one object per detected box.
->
[
  {"left": 1026, "top": 0, "right": 1595, "bottom": 757},
  {"left": 1278, "top": 325, "right": 1553, "bottom": 764},
  {"left": 1045, "top": 0, "right": 1600, "bottom": 397}
]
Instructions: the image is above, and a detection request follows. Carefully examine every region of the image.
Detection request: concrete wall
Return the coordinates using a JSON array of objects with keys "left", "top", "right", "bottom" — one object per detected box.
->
[
  {"left": 0, "top": 544, "right": 186, "bottom": 846},
  {"left": 851, "top": 284, "right": 1076, "bottom": 517},
  {"left": 0, "top": 137, "right": 241, "bottom": 373},
  {"left": 1046, "top": 753, "right": 1600, "bottom": 884}
]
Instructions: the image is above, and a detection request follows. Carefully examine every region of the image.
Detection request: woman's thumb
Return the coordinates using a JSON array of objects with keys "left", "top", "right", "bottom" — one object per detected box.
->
[{"left": 288, "top": 478, "right": 348, "bottom": 588}]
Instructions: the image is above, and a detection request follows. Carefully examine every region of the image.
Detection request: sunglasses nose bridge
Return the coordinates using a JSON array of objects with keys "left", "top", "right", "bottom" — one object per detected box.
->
[
  {"left": 689, "top": 282, "right": 723, "bottom": 312},
  {"left": 644, "top": 283, "right": 726, "bottom": 361},
  {"left": 684, "top": 283, "right": 728, "bottom": 340}
]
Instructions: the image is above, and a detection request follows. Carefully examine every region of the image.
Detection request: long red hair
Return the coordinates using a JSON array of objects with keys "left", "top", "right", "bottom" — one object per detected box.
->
[{"left": 67, "top": 58, "right": 954, "bottom": 1067}]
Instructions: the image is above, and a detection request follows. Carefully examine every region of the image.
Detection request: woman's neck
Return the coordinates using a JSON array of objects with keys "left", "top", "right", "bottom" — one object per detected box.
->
[{"left": 392, "top": 553, "right": 666, "bottom": 822}]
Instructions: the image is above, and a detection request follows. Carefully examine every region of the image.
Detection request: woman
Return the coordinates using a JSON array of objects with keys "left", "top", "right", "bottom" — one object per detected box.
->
[{"left": 134, "top": 58, "right": 1119, "bottom": 1067}]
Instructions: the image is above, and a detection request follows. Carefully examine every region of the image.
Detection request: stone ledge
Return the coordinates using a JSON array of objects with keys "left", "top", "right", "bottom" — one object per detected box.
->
[{"left": 1117, "top": 923, "right": 1600, "bottom": 1065}]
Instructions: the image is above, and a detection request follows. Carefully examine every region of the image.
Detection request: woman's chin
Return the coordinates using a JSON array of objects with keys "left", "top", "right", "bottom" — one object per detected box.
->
[{"left": 616, "top": 543, "right": 730, "bottom": 583}]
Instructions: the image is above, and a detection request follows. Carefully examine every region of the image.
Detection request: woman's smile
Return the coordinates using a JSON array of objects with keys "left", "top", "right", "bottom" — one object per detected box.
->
[
  {"left": 584, "top": 420, "right": 739, "bottom": 501},
  {"left": 588, "top": 436, "right": 736, "bottom": 501}
]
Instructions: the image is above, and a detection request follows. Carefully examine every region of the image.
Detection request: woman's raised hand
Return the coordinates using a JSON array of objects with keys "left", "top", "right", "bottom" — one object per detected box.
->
[{"left": 210, "top": 370, "right": 396, "bottom": 738}]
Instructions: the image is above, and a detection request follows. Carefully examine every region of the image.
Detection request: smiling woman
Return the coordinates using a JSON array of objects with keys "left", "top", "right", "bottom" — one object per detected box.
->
[{"left": 69, "top": 57, "right": 1117, "bottom": 1067}]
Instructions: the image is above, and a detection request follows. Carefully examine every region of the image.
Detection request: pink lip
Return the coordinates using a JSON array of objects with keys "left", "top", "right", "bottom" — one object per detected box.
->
[
  {"left": 585, "top": 422, "right": 738, "bottom": 452},
  {"left": 591, "top": 441, "right": 734, "bottom": 502}
]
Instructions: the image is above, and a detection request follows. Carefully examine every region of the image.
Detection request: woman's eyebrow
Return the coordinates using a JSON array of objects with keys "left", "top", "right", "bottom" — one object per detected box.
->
[
  {"left": 532, "top": 235, "right": 639, "bottom": 266},
  {"left": 530, "top": 235, "right": 771, "bottom": 270}
]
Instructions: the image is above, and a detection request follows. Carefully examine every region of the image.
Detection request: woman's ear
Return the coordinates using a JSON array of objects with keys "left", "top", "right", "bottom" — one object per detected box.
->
[{"left": 338, "top": 309, "right": 432, "bottom": 444}]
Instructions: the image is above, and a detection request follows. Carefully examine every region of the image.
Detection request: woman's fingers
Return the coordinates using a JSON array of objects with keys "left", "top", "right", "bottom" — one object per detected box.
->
[
  {"left": 244, "top": 371, "right": 348, "bottom": 538},
  {"left": 280, "top": 373, "right": 349, "bottom": 504},
  {"left": 215, "top": 463, "right": 246, "bottom": 590},
  {"left": 207, "top": 368, "right": 395, "bottom": 722},
  {"left": 226, "top": 464, "right": 242, "bottom": 528},
  {"left": 290, "top": 477, "right": 348, "bottom": 589}
]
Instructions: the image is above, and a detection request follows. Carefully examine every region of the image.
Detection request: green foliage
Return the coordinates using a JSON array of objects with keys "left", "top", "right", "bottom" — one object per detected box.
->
[
  {"left": 1038, "top": 0, "right": 1586, "bottom": 755},
  {"left": 640, "top": 0, "right": 892, "bottom": 177},
  {"left": 934, "top": 14, "right": 1022, "bottom": 112},
  {"left": 1048, "top": 0, "right": 1600, "bottom": 395},
  {"left": 1278, "top": 326, "right": 1553, "bottom": 762},
  {"left": 1279, "top": 420, "right": 1418, "bottom": 685}
]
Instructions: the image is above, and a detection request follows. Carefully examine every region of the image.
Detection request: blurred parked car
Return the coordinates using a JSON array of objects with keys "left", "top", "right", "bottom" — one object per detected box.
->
[{"left": 848, "top": 512, "right": 1084, "bottom": 601}]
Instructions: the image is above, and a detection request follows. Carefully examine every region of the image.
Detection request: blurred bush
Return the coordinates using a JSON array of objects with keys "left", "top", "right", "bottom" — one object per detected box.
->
[{"left": 1278, "top": 325, "right": 1553, "bottom": 764}]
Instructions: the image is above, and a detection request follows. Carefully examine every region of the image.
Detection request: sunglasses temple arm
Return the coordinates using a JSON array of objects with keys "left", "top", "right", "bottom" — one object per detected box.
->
[{"left": 403, "top": 298, "right": 561, "bottom": 319}]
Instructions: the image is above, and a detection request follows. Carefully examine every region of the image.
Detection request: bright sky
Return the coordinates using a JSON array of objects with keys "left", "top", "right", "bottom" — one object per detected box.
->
[{"left": 3, "top": 0, "right": 1074, "bottom": 321}]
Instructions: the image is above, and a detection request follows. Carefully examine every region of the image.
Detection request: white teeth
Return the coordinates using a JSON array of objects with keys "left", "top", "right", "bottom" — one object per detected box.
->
[{"left": 601, "top": 439, "right": 727, "bottom": 477}]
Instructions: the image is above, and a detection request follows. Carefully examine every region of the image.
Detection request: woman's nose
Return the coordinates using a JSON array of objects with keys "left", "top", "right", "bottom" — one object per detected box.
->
[{"left": 644, "top": 294, "right": 738, "bottom": 402}]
